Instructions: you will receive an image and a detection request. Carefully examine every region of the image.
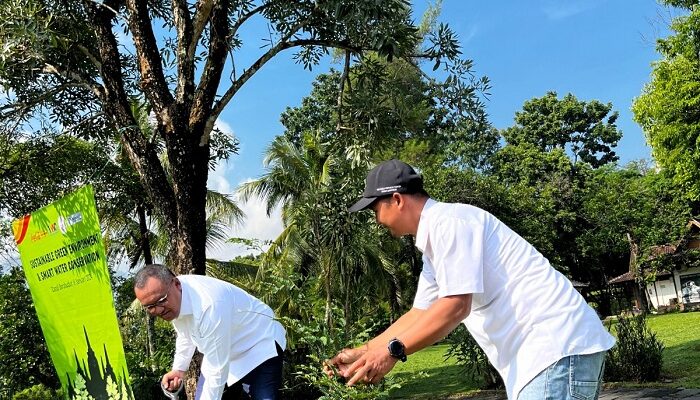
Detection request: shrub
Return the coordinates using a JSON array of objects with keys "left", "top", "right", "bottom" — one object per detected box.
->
[
  {"left": 11, "top": 384, "right": 63, "bottom": 400},
  {"left": 444, "top": 324, "right": 503, "bottom": 389},
  {"left": 279, "top": 307, "right": 403, "bottom": 400},
  {"left": 604, "top": 314, "right": 664, "bottom": 382}
]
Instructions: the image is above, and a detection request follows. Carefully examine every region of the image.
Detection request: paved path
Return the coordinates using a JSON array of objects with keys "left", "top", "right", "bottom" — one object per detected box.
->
[
  {"left": 600, "top": 388, "right": 700, "bottom": 399},
  {"left": 447, "top": 387, "right": 700, "bottom": 399}
]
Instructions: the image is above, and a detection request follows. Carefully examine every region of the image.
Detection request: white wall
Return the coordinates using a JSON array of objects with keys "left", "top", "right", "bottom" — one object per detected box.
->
[{"left": 647, "top": 278, "right": 677, "bottom": 308}]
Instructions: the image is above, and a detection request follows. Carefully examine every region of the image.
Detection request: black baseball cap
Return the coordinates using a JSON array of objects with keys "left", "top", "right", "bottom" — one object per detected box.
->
[{"left": 348, "top": 159, "right": 424, "bottom": 212}]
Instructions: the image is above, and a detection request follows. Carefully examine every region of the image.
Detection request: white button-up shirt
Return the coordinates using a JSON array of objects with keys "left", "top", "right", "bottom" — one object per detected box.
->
[
  {"left": 171, "top": 275, "right": 286, "bottom": 400},
  {"left": 413, "top": 199, "right": 614, "bottom": 399}
]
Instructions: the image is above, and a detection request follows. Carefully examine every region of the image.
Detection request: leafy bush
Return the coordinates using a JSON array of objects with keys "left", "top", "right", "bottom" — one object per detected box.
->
[
  {"left": 251, "top": 269, "right": 402, "bottom": 399},
  {"left": 444, "top": 324, "right": 503, "bottom": 389},
  {"left": 604, "top": 315, "right": 664, "bottom": 382},
  {"left": 11, "top": 384, "right": 63, "bottom": 400},
  {"left": 0, "top": 268, "right": 60, "bottom": 396},
  {"left": 280, "top": 310, "right": 403, "bottom": 400}
]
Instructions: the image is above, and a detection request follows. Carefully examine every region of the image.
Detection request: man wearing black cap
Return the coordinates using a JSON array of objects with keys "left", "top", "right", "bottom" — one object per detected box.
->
[{"left": 325, "top": 160, "right": 614, "bottom": 400}]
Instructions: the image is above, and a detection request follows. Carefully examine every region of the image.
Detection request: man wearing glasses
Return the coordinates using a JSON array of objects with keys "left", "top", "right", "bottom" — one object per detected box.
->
[{"left": 134, "top": 264, "right": 286, "bottom": 400}]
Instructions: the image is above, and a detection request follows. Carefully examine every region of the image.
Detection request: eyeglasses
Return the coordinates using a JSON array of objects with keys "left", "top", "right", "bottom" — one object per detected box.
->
[
  {"left": 142, "top": 281, "right": 172, "bottom": 311},
  {"left": 143, "top": 292, "right": 169, "bottom": 311}
]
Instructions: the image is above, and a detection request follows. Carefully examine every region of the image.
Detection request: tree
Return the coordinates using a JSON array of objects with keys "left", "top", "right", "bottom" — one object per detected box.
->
[
  {"left": 0, "top": 0, "right": 463, "bottom": 275},
  {"left": 239, "top": 132, "right": 399, "bottom": 329},
  {"left": 499, "top": 91, "right": 622, "bottom": 169},
  {"left": 490, "top": 92, "right": 623, "bottom": 281},
  {"left": 258, "top": 32, "right": 492, "bottom": 326},
  {"left": 0, "top": 134, "right": 133, "bottom": 218},
  {"left": 633, "top": 2, "right": 700, "bottom": 203},
  {"left": 0, "top": 268, "right": 59, "bottom": 397},
  {"left": 577, "top": 162, "right": 691, "bottom": 314}
]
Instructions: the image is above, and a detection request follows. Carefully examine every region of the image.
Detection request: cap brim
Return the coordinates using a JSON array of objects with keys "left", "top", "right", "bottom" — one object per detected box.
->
[{"left": 348, "top": 197, "right": 377, "bottom": 212}]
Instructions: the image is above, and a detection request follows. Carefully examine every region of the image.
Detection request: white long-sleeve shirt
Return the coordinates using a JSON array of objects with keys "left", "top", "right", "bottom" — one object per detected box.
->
[{"left": 171, "top": 275, "right": 286, "bottom": 400}]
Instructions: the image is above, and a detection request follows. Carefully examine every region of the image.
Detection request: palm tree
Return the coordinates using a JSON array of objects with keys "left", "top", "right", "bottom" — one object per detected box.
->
[{"left": 238, "top": 131, "right": 403, "bottom": 329}]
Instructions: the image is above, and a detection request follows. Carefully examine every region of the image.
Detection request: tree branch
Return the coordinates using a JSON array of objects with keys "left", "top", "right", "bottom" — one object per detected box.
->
[
  {"left": 76, "top": 44, "right": 102, "bottom": 70},
  {"left": 42, "top": 64, "right": 104, "bottom": 98},
  {"left": 229, "top": 1, "right": 275, "bottom": 39},
  {"left": 83, "top": 0, "right": 178, "bottom": 228},
  {"left": 188, "top": 0, "right": 215, "bottom": 61},
  {"left": 336, "top": 50, "right": 351, "bottom": 131},
  {"left": 125, "top": 0, "right": 175, "bottom": 131},
  {"left": 0, "top": 81, "right": 92, "bottom": 118},
  {"left": 207, "top": 21, "right": 318, "bottom": 131},
  {"left": 172, "top": 0, "right": 195, "bottom": 104},
  {"left": 189, "top": 0, "right": 230, "bottom": 140}
]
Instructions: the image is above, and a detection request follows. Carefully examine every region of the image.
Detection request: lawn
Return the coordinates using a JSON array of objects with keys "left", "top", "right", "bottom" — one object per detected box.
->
[
  {"left": 646, "top": 312, "right": 700, "bottom": 388},
  {"left": 386, "top": 311, "right": 700, "bottom": 399},
  {"left": 386, "top": 344, "right": 482, "bottom": 399}
]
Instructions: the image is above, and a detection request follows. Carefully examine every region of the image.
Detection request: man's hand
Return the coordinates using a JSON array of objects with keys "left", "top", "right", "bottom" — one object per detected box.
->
[
  {"left": 343, "top": 346, "right": 398, "bottom": 386},
  {"left": 323, "top": 347, "right": 366, "bottom": 378},
  {"left": 161, "top": 370, "right": 185, "bottom": 392}
]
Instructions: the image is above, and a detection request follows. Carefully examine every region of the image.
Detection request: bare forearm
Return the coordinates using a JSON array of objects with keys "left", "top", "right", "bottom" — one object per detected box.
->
[
  {"left": 365, "top": 308, "right": 424, "bottom": 350},
  {"left": 399, "top": 295, "right": 471, "bottom": 355}
]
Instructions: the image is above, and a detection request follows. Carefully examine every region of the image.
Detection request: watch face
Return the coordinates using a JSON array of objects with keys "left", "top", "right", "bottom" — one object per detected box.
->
[
  {"left": 389, "top": 339, "right": 404, "bottom": 356},
  {"left": 389, "top": 340, "right": 403, "bottom": 355}
]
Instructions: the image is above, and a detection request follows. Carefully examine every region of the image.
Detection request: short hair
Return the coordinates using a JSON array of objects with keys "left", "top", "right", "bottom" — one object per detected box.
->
[{"left": 134, "top": 264, "right": 175, "bottom": 289}]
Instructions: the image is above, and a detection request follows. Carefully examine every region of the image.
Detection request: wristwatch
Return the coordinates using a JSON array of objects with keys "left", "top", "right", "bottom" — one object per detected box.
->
[{"left": 387, "top": 338, "right": 407, "bottom": 362}]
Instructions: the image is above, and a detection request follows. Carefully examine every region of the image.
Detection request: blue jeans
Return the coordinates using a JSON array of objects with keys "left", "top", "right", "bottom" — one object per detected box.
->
[{"left": 517, "top": 351, "right": 606, "bottom": 400}]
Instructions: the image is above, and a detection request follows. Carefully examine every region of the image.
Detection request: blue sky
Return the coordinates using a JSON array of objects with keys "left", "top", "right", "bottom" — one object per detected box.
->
[{"left": 206, "top": 0, "right": 680, "bottom": 260}]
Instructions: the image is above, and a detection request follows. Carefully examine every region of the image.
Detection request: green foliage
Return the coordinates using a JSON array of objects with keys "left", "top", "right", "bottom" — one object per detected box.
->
[
  {"left": 280, "top": 52, "right": 493, "bottom": 172},
  {"left": 633, "top": 5, "right": 700, "bottom": 202},
  {"left": 0, "top": 267, "right": 59, "bottom": 397},
  {"left": 280, "top": 308, "right": 403, "bottom": 400},
  {"left": 444, "top": 325, "right": 502, "bottom": 390},
  {"left": 11, "top": 384, "right": 64, "bottom": 400},
  {"left": 0, "top": 135, "right": 133, "bottom": 218},
  {"left": 578, "top": 164, "right": 691, "bottom": 290},
  {"left": 500, "top": 91, "right": 622, "bottom": 168},
  {"left": 605, "top": 315, "right": 665, "bottom": 382}
]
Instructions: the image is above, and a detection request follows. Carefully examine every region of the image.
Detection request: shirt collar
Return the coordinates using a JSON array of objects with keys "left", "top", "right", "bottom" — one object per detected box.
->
[
  {"left": 414, "top": 198, "right": 437, "bottom": 253},
  {"left": 176, "top": 277, "right": 193, "bottom": 318}
]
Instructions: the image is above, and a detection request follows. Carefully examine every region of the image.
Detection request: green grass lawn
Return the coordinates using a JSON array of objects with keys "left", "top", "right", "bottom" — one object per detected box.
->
[
  {"left": 386, "top": 312, "right": 700, "bottom": 399},
  {"left": 646, "top": 312, "right": 700, "bottom": 388},
  {"left": 386, "top": 344, "right": 481, "bottom": 399}
]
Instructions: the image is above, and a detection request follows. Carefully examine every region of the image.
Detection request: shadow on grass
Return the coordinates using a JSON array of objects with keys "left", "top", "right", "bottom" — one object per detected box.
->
[
  {"left": 388, "top": 363, "right": 486, "bottom": 399},
  {"left": 659, "top": 338, "right": 700, "bottom": 387}
]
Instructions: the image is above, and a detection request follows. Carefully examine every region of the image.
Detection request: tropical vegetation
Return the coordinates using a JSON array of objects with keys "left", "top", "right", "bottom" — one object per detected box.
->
[{"left": 1, "top": 0, "right": 700, "bottom": 398}]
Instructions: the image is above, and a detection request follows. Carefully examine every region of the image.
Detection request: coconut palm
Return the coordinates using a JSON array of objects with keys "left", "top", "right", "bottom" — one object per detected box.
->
[{"left": 238, "top": 131, "right": 405, "bottom": 329}]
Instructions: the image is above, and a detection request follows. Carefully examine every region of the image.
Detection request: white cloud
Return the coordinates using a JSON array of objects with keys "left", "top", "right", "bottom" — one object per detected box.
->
[
  {"left": 461, "top": 26, "right": 479, "bottom": 44},
  {"left": 541, "top": 0, "right": 601, "bottom": 20},
  {"left": 205, "top": 170, "right": 284, "bottom": 261},
  {"left": 208, "top": 160, "right": 233, "bottom": 194},
  {"left": 207, "top": 120, "right": 237, "bottom": 194},
  {"left": 204, "top": 120, "right": 284, "bottom": 260}
]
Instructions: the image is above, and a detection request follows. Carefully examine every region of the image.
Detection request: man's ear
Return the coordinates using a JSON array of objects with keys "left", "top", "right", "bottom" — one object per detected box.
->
[{"left": 393, "top": 192, "right": 403, "bottom": 208}]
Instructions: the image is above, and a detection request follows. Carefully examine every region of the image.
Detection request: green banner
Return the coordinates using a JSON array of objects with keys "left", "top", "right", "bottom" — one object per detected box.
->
[{"left": 12, "top": 185, "right": 133, "bottom": 400}]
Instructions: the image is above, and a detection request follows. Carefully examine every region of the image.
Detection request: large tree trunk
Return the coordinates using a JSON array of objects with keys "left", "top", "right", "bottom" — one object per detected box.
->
[
  {"left": 137, "top": 204, "right": 158, "bottom": 370},
  {"left": 164, "top": 121, "right": 210, "bottom": 276}
]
